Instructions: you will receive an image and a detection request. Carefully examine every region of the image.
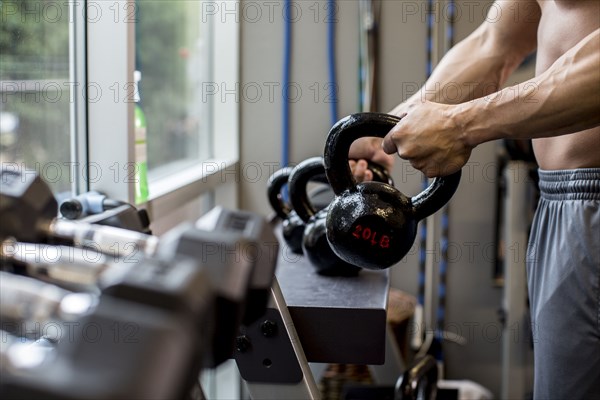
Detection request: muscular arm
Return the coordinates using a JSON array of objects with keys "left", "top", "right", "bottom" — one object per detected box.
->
[
  {"left": 383, "top": 3, "right": 600, "bottom": 177},
  {"left": 353, "top": 0, "right": 540, "bottom": 173},
  {"left": 392, "top": 0, "right": 540, "bottom": 114},
  {"left": 457, "top": 28, "right": 600, "bottom": 146}
]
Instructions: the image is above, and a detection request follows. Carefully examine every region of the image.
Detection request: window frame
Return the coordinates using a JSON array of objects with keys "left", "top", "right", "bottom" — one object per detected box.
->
[
  {"left": 86, "top": 0, "right": 240, "bottom": 219},
  {"left": 70, "top": 0, "right": 89, "bottom": 195}
]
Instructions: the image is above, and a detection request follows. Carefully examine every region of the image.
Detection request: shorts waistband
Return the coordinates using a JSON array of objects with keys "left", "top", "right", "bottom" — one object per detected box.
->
[{"left": 538, "top": 168, "right": 600, "bottom": 201}]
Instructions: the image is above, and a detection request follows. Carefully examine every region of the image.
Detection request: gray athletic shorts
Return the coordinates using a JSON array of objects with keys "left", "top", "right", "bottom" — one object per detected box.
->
[{"left": 527, "top": 168, "right": 600, "bottom": 399}]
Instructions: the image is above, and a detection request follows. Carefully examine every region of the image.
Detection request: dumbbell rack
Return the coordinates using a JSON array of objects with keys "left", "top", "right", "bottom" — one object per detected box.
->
[{"left": 233, "top": 223, "right": 398, "bottom": 400}]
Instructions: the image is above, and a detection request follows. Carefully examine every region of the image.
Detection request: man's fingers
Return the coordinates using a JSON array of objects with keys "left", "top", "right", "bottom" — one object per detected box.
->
[
  {"left": 354, "top": 159, "right": 367, "bottom": 176},
  {"left": 382, "top": 113, "right": 408, "bottom": 155},
  {"left": 382, "top": 128, "right": 399, "bottom": 155},
  {"left": 351, "top": 159, "right": 372, "bottom": 182}
]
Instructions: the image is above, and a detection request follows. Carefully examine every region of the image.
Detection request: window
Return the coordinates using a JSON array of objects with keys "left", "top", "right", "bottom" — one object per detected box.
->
[
  {"left": 136, "top": 0, "right": 211, "bottom": 179},
  {"left": 2, "top": 0, "right": 238, "bottom": 223},
  {"left": 1, "top": 1, "right": 83, "bottom": 196},
  {"left": 86, "top": 0, "right": 238, "bottom": 212}
]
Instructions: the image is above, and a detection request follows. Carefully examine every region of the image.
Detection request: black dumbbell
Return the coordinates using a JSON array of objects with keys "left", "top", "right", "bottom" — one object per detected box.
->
[
  {"left": 59, "top": 191, "right": 126, "bottom": 220},
  {"left": 160, "top": 206, "right": 279, "bottom": 326},
  {"left": 289, "top": 157, "right": 362, "bottom": 276},
  {"left": 0, "top": 258, "right": 215, "bottom": 400},
  {"left": 2, "top": 206, "right": 278, "bottom": 369},
  {"left": 1, "top": 166, "right": 277, "bottom": 320},
  {"left": 0, "top": 167, "right": 157, "bottom": 257},
  {"left": 157, "top": 206, "right": 278, "bottom": 366},
  {"left": 60, "top": 192, "right": 152, "bottom": 235},
  {"left": 0, "top": 271, "right": 98, "bottom": 330},
  {"left": 1, "top": 239, "right": 109, "bottom": 293},
  {"left": 324, "top": 113, "right": 461, "bottom": 270},
  {"left": 145, "top": 206, "right": 279, "bottom": 366}
]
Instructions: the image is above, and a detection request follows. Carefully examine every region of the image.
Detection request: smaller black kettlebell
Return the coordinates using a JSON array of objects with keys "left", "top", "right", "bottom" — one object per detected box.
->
[
  {"left": 305, "top": 160, "right": 394, "bottom": 210},
  {"left": 267, "top": 167, "right": 305, "bottom": 254},
  {"left": 363, "top": 160, "right": 395, "bottom": 186},
  {"left": 289, "top": 157, "right": 362, "bottom": 276},
  {"left": 324, "top": 113, "right": 462, "bottom": 270}
]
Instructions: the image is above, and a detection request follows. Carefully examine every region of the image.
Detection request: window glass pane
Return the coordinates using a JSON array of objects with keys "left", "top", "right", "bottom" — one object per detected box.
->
[
  {"left": 136, "top": 0, "right": 211, "bottom": 179},
  {"left": 1, "top": 1, "right": 73, "bottom": 195}
]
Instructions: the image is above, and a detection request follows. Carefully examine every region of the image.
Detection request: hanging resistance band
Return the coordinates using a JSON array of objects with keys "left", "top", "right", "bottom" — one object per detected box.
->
[
  {"left": 281, "top": 0, "right": 292, "bottom": 169},
  {"left": 327, "top": 0, "right": 339, "bottom": 125}
]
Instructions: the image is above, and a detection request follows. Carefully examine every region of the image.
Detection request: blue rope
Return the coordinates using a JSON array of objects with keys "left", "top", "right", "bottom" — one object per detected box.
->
[
  {"left": 437, "top": 0, "right": 455, "bottom": 331},
  {"left": 435, "top": 0, "right": 455, "bottom": 353},
  {"left": 279, "top": 0, "right": 293, "bottom": 202},
  {"left": 419, "top": 0, "right": 435, "bottom": 313},
  {"left": 436, "top": 208, "right": 449, "bottom": 342},
  {"left": 327, "top": 0, "right": 339, "bottom": 125},
  {"left": 282, "top": 0, "right": 292, "bottom": 168},
  {"left": 358, "top": 2, "right": 365, "bottom": 111}
]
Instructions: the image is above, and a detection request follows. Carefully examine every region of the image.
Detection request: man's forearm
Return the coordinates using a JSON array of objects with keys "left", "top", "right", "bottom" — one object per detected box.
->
[
  {"left": 458, "top": 28, "right": 600, "bottom": 146},
  {"left": 392, "top": 28, "right": 529, "bottom": 114}
]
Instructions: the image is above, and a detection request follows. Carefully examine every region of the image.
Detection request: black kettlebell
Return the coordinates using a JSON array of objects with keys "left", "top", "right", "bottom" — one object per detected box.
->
[
  {"left": 324, "top": 113, "right": 462, "bottom": 270},
  {"left": 363, "top": 160, "right": 395, "bottom": 186},
  {"left": 305, "top": 159, "right": 394, "bottom": 210},
  {"left": 289, "top": 157, "right": 362, "bottom": 276},
  {"left": 267, "top": 167, "right": 305, "bottom": 254},
  {"left": 268, "top": 161, "right": 393, "bottom": 255}
]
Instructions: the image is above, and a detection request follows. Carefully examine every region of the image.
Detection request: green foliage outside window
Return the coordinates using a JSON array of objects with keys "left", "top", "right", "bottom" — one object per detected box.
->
[
  {"left": 1, "top": 1, "right": 71, "bottom": 193},
  {"left": 0, "top": 0, "right": 206, "bottom": 193},
  {"left": 136, "top": 0, "right": 203, "bottom": 171}
]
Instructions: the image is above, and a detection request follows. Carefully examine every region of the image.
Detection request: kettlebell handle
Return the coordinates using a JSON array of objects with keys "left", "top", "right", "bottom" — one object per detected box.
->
[
  {"left": 324, "top": 112, "right": 461, "bottom": 221},
  {"left": 288, "top": 157, "right": 326, "bottom": 223},
  {"left": 324, "top": 113, "right": 401, "bottom": 195},
  {"left": 411, "top": 171, "right": 461, "bottom": 221},
  {"left": 267, "top": 167, "right": 294, "bottom": 220}
]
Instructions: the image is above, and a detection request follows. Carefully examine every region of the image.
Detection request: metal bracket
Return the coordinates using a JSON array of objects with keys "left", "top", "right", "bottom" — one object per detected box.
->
[
  {"left": 235, "top": 278, "right": 321, "bottom": 400},
  {"left": 234, "top": 307, "right": 302, "bottom": 384}
]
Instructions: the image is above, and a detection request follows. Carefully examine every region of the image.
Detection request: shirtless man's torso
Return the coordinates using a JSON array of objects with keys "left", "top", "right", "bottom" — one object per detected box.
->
[{"left": 534, "top": 0, "right": 600, "bottom": 169}]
